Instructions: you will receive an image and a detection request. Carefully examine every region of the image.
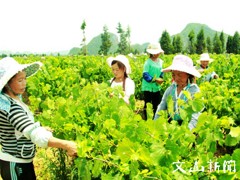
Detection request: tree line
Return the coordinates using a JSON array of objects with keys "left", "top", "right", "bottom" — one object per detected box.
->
[
  {"left": 161, "top": 29, "right": 240, "bottom": 55},
  {"left": 79, "top": 21, "right": 240, "bottom": 56}
]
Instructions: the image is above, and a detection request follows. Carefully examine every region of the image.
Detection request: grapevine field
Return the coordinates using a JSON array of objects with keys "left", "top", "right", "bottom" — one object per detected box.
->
[{"left": 16, "top": 54, "right": 240, "bottom": 179}]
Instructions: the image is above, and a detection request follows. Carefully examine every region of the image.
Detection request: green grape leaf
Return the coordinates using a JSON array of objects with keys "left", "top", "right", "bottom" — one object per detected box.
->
[
  {"left": 92, "top": 159, "right": 103, "bottom": 178},
  {"left": 167, "top": 96, "right": 174, "bottom": 117},
  {"left": 191, "top": 99, "right": 204, "bottom": 112},
  {"left": 229, "top": 126, "right": 240, "bottom": 138},
  {"left": 225, "top": 134, "right": 238, "bottom": 146}
]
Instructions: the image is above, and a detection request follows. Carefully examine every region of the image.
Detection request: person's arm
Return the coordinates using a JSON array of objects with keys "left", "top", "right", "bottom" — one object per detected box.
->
[
  {"left": 204, "top": 73, "right": 212, "bottom": 81},
  {"left": 143, "top": 72, "right": 153, "bottom": 82},
  {"left": 142, "top": 60, "right": 154, "bottom": 82},
  {"left": 48, "top": 137, "right": 77, "bottom": 157},
  {"left": 9, "top": 106, "right": 78, "bottom": 157},
  {"left": 211, "top": 71, "right": 218, "bottom": 79},
  {"left": 22, "top": 122, "right": 78, "bottom": 157}
]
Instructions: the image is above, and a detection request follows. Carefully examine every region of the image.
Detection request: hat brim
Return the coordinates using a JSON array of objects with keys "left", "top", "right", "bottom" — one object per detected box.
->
[
  {"left": 196, "top": 59, "right": 214, "bottom": 64},
  {"left": 107, "top": 57, "right": 115, "bottom": 67},
  {"left": 146, "top": 49, "right": 164, "bottom": 55},
  {"left": 162, "top": 64, "right": 201, "bottom": 78},
  {"left": 23, "top": 62, "right": 43, "bottom": 77}
]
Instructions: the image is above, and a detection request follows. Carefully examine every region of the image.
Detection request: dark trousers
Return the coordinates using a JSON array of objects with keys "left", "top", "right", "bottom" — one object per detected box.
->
[
  {"left": 143, "top": 91, "right": 162, "bottom": 120},
  {"left": 0, "top": 159, "right": 36, "bottom": 180}
]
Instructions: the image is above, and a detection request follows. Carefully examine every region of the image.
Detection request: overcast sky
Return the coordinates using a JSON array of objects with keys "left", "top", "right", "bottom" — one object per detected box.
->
[{"left": 0, "top": 0, "right": 239, "bottom": 53}]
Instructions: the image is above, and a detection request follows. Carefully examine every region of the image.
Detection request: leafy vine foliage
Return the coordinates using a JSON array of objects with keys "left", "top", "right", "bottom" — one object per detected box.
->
[{"left": 19, "top": 54, "right": 240, "bottom": 179}]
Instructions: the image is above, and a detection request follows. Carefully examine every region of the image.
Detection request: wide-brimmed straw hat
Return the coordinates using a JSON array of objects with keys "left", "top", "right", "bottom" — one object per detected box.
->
[
  {"left": 0, "top": 57, "right": 43, "bottom": 91},
  {"left": 146, "top": 42, "right": 164, "bottom": 55},
  {"left": 107, "top": 55, "right": 131, "bottom": 74},
  {"left": 197, "top": 53, "right": 214, "bottom": 64},
  {"left": 162, "top": 55, "right": 201, "bottom": 77}
]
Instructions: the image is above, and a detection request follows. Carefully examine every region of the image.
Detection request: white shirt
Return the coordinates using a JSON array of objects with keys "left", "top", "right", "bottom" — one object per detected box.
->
[{"left": 110, "top": 77, "right": 135, "bottom": 104}]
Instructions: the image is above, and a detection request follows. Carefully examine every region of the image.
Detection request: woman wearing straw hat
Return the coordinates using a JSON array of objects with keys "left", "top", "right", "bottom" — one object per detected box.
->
[
  {"left": 141, "top": 42, "right": 164, "bottom": 120},
  {"left": 107, "top": 55, "right": 135, "bottom": 104},
  {"left": 196, "top": 53, "right": 219, "bottom": 82},
  {"left": 154, "top": 55, "right": 202, "bottom": 130},
  {"left": 0, "top": 57, "right": 77, "bottom": 179}
]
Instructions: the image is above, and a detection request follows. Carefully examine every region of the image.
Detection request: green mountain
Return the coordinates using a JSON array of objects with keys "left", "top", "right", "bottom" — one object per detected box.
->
[
  {"left": 69, "top": 33, "right": 119, "bottom": 55},
  {"left": 87, "top": 32, "right": 118, "bottom": 55},
  {"left": 69, "top": 23, "right": 229, "bottom": 55},
  {"left": 174, "top": 23, "right": 228, "bottom": 48},
  {"left": 131, "top": 43, "right": 149, "bottom": 54},
  {"left": 68, "top": 47, "right": 81, "bottom": 55}
]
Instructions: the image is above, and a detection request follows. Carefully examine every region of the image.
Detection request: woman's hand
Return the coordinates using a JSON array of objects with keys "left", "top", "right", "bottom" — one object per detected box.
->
[
  {"left": 155, "top": 78, "right": 164, "bottom": 85},
  {"left": 213, "top": 74, "right": 219, "bottom": 79},
  {"left": 65, "top": 141, "right": 78, "bottom": 157},
  {"left": 48, "top": 137, "right": 78, "bottom": 157},
  {"left": 109, "top": 92, "right": 114, "bottom": 98}
]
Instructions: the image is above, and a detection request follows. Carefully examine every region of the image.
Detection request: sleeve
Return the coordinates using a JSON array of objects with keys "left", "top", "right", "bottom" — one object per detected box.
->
[
  {"left": 9, "top": 104, "right": 52, "bottom": 148},
  {"left": 205, "top": 71, "right": 218, "bottom": 81},
  {"left": 188, "top": 112, "right": 201, "bottom": 130},
  {"left": 23, "top": 122, "right": 53, "bottom": 148},
  {"left": 9, "top": 105, "right": 35, "bottom": 132},
  {"left": 143, "top": 72, "right": 153, "bottom": 82},
  {"left": 154, "top": 87, "right": 171, "bottom": 120}
]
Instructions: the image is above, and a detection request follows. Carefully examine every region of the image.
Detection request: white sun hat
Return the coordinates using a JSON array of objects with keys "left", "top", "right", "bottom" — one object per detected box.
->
[
  {"left": 197, "top": 53, "right": 214, "bottom": 64},
  {"left": 0, "top": 57, "right": 43, "bottom": 91},
  {"left": 107, "top": 55, "right": 131, "bottom": 74},
  {"left": 146, "top": 42, "right": 164, "bottom": 55},
  {"left": 162, "top": 55, "right": 201, "bottom": 77}
]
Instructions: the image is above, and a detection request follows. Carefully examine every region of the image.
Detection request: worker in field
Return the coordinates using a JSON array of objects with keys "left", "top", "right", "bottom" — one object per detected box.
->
[
  {"left": 141, "top": 42, "right": 164, "bottom": 120},
  {"left": 0, "top": 57, "right": 77, "bottom": 180},
  {"left": 154, "top": 55, "right": 202, "bottom": 130},
  {"left": 195, "top": 53, "right": 219, "bottom": 82},
  {"left": 107, "top": 55, "right": 135, "bottom": 104}
]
